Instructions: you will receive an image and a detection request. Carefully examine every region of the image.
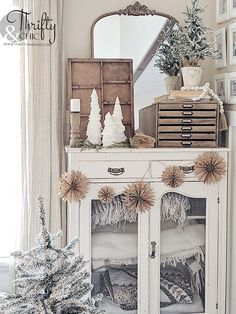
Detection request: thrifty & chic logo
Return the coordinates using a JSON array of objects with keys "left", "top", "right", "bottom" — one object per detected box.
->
[{"left": 0, "top": 9, "right": 56, "bottom": 46}]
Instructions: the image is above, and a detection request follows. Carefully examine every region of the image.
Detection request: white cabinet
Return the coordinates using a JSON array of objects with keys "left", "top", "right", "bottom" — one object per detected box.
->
[{"left": 67, "top": 148, "right": 229, "bottom": 314}]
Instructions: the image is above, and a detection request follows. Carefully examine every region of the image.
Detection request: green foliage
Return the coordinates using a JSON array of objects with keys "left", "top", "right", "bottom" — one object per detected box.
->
[
  {"left": 70, "top": 138, "right": 102, "bottom": 150},
  {"left": 70, "top": 137, "right": 132, "bottom": 150},
  {"left": 179, "top": 0, "right": 221, "bottom": 66},
  {"left": 154, "top": 0, "right": 221, "bottom": 71},
  {"left": 154, "top": 27, "right": 181, "bottom": 76}
]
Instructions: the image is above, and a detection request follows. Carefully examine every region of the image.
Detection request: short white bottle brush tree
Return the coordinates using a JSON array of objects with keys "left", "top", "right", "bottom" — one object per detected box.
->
[
  {"left": 112, "top": 96, "right": 126, "bottom": 143},
  {"left": 102, "top": 112, "right": 117, "bottom": 147},
  {"left": 0, "top": 196, "right": 103, "bottom": 314},
  {"left": 86, "top": 89, "right": 102, "bottom": 145}
]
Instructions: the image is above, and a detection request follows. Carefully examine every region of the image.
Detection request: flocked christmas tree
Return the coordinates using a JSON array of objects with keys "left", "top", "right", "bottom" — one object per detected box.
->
[
  {"left": 102, "top": 112, "right": 116, "bottom": 147},
  {"left": 154, "top": 27, "right": 181, "bottom": 76},
  {"left": 86, "top": 89, "right": 102, "bottom": 145},
  {"left": 0, "top": 196, "right": 103, "bottom": 314},
  {"left": 179, "top": 0, "right": 220, "bottom": 66},
  {"left": 112, "top": 97, "right": 126, "bottom": 143}
]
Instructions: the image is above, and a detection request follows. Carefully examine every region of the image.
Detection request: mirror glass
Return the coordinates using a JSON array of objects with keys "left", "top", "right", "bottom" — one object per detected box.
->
[{"left": 93, "top": 15, "right": 177, "bottom": 127}]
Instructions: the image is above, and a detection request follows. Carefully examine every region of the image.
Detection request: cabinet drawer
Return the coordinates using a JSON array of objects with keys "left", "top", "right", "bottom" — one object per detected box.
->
[
  {"left": 158, "top": 133, "right": 216, "bottom": 140},
  {"left": 158, "top": 140, "right": 217, "bottom": 148},
  {"left": 78, "top": 161, "right": 150, "bottom": 179},
  {"left": 159, "top": 111, "right": 217, "bottom": 118},
  {"left": 158, "top": 125, "right": 216, "bottom": 132},
  {"left": 159, "top": 103, "right": 217, "bottom": 110},
  {"left": 151, "top": 160, "right": 196, "bottom": 179},
  {"left": 158, "top": 118, "right": 216, "bottom": 125}
]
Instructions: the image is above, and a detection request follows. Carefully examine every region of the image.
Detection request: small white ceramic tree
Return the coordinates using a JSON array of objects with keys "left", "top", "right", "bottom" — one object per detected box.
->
[
  {"left": 112, "top": 96, "right": 126, "bottom": 143},
  {"left": 86, "top": 89, "right": 102, "bottom": 145},
  {"left": 102, "top": 112, "right": 117, "bottom": 147}
]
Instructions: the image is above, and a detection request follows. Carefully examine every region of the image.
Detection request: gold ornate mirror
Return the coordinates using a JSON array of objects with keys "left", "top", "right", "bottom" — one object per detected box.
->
[{"left": 90, "top": 2, "right": 178, "bottom": 126}]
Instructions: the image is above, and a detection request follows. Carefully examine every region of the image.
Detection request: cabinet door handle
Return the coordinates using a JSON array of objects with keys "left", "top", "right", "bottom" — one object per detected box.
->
[
  {"left": 179, "top": 165, "right": 195, "bottom": 174},
  {"left": 108, "top": 167, "right": 125, "bottom": 176},
  {"left": 150, "top": 241, "right": 157, "bottom": 259}
]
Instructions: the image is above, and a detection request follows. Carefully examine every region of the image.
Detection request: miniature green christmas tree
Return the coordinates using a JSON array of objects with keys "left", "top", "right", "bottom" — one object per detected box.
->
[
  {"left": 0, "top": 196, "right": 103, "bottom": 314},
  {"left": 154, "top": 27, "right": 181, "bottom": 76},
  {"left": 180, "top": 0, "right": 220, "bottom": 66}
]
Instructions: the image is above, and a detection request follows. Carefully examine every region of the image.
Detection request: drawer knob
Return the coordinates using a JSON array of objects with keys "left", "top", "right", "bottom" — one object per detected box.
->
[
  {"left": 181, "top": 126, "right": 192, "bottom": 131},
  {"left": 181, "top": 141, "right": 192, "bottom": 146},
  {"left": 182, "top": 111, "right": 193, "bottom": 116},
  {"left": 182, "top": 104, "right": 193, "bottom": 109},
  {"left": 108, "top": 167, "right": 125, "bottom": 176},
  {"left": 182, "top": 119, "right": 192, "bottom": 124},
  {"left": 181, "top": 133, "right": 192, "bottom": 139}
]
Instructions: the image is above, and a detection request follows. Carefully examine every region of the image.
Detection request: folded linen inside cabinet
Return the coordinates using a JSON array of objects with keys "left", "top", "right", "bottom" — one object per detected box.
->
[
  {"left": 160, "top": 292, "right": 204, "bottom": 313},
  {"left": 160, "top": 269, "right": 193, "bottom": 308},
  {"left": 91, "top": 232, "right": 138, "bottom": 270},
  {"left": 185, "top": 254, "right": 205, "bottom": 300},
  {"left": 161, "top": 193, "right": 191, "bottom": 228},
  {"left": 100, "top": 265, "right": 138, "bottom": 311},
  {"left": 91, "top": 194, "right": 137, "bottom": 230},
  {"left": 94, "top": 221, "right": 138, "bottom": 234},
  {"left": 161, "top": 250, "right": 205, "bottom": 306},
  {"left": 160, "top": 224, "right": 205, "bottom": 262}
]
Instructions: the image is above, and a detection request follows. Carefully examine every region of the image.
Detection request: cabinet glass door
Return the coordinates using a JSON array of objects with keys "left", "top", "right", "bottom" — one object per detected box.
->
[
  {"left": 79, "top": 183, "right": 149, "bottom": 314},
  {"left": 150, "top": 183, "right": 218, "bottom": 314}
]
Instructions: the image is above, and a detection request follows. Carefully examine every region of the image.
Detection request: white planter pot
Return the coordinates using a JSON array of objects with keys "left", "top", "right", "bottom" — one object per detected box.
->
[
  {"left": 164, "top": 76, "right": 181, "bottom": 95},
  {"left": 181, "top": 67, "right": 203, "bottom": 89}
]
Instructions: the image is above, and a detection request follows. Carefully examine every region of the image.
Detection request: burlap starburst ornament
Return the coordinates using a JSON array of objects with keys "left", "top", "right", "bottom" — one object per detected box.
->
[
  {"left": 123, "top": 181, "right": 155, "bottom": 213},
  {"left": 98, "top": 186, "right": 115, "bottom": 204},
  {"left": 194, "top": 152, "right": 226, "bottom": 185},
  {"left": 58, "top": 170, "right": 89, "bottom": 203},
  {"left": 161, "top": 165, "right": 185, "bottom": 188}
]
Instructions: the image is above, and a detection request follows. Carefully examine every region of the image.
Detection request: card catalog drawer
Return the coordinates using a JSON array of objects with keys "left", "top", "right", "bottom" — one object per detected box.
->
[
  {"left": 158, "top": 125, "right": 216, "bottom": 132},
  {"left": 159, "top": 103, "right": 217, "bottom": 110},
  {"left": 157, "top": 140, "right": 217, "bottom": 148},
  {"left": 158, "top": 133, "right": 216, "bottom": 140},
  {"left": 158, "top": 118, "right": 216, "bottom": 125},
  {"left": 158, "top": 110, "right": 217, "bottom": 118},
  {"left": 78, "top": 161, "right": 150, "bottom": 179}
]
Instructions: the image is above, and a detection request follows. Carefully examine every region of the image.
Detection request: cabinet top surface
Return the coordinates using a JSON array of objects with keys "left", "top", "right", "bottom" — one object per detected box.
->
[{"left": 66, "top": 146, "right": 230, "bottom": 154}]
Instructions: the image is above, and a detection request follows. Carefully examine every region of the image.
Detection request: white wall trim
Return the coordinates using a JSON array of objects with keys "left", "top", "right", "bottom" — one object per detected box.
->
[{"left": 226, "top": 110, "right": 236, "bottom": 126}]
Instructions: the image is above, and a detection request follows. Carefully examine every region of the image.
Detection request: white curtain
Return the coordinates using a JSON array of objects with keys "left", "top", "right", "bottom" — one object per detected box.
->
[{"left": 20, "top": 0, "right": 66, "bottom": 249}]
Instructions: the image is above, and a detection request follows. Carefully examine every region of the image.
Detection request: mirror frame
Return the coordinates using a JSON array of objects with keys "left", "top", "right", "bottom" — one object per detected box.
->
[
  {"left": 90, "top": 1, "right": 178, "bottom": 59},
  {"left": 90, "top": 2, "right": 178, "bottom": 82}
]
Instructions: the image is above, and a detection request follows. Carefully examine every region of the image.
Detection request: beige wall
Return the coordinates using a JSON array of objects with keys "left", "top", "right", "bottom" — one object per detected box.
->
[
  {"left": 64, "top": 0, "right": 216, "bottom": 85},
  {"left": 214, "top": 12, "right": 236, "bottom": 112}
]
